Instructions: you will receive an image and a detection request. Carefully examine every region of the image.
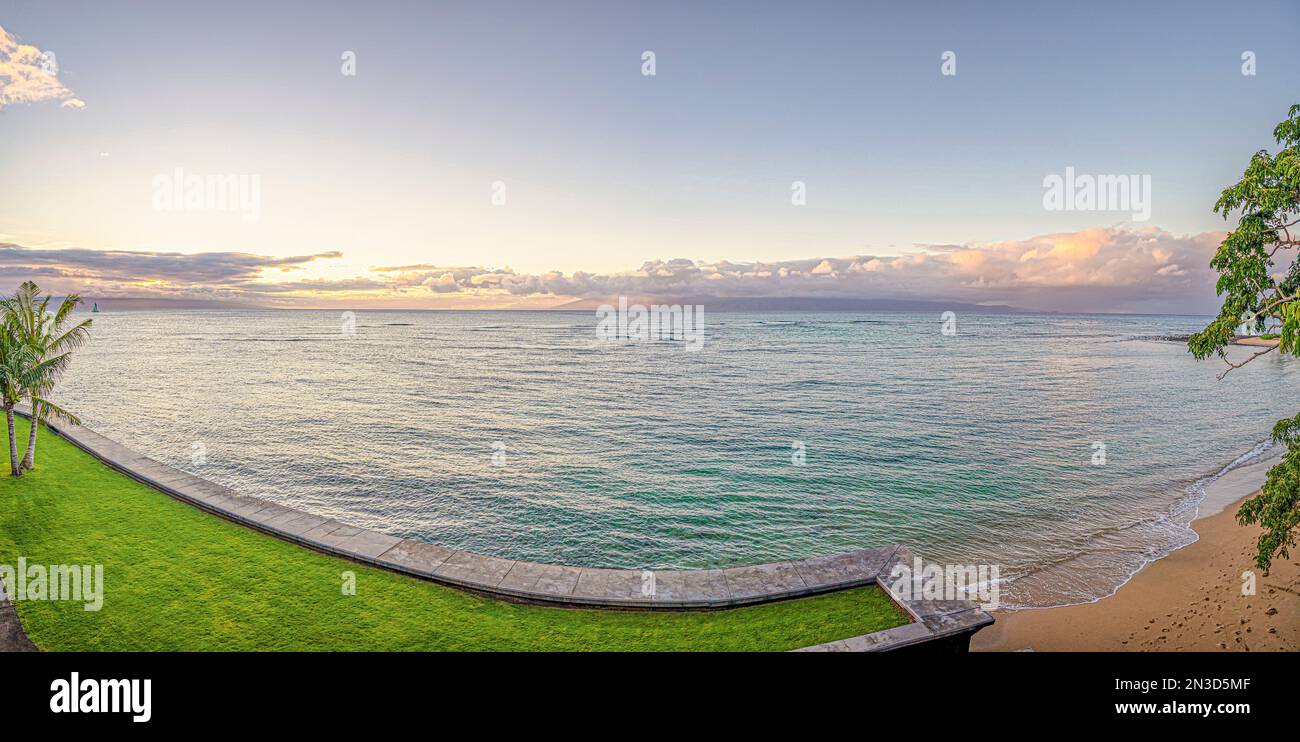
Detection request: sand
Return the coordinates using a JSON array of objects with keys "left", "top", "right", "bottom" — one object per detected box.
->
[
  {"left": 1232, "top": 337, "right": 1281, "bottom": 348},
  {"left": 972, "top": 489, "right": 1300, "bottom": 651}
]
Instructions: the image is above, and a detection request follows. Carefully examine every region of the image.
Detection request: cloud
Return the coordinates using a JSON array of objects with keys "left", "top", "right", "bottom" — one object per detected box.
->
[
  {"left": 360, "top": 226, "right": 1222, "bottom": 312},
  {"left": 0, "top": 226, "right": 1228, "bottom": 313},
  {"left": 0, "top": 244, "right": 340, "bottom": 298},
  {"left": 0, "top": 25, "right": 83, "bottom": 110}
]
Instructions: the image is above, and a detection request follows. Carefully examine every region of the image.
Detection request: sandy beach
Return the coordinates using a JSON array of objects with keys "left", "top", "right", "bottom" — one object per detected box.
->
[
  {"left": 973, "top": 476, "right": 1300, "bottom": 651},
  {"left": 1233, "top": 337, "right": 1282, "bottom": 348}
]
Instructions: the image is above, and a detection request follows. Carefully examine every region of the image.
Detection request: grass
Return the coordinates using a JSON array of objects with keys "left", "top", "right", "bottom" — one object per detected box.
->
[{"left": 0, "top": 417, "right": 907, "bottom": 651}]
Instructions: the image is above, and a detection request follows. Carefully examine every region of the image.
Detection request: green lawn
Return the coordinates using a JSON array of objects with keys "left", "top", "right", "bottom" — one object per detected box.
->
[{"left": 0, "top": 417, "right": 907, "bottom": 651}]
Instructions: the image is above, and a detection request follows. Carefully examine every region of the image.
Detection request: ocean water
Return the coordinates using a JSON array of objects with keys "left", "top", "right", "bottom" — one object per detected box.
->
[{"left": 54, "top": 309, "right": 1295, "bottom": 608}]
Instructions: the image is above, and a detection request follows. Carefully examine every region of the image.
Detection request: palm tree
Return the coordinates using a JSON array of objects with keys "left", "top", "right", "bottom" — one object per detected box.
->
[
  {"left": 3, "top": 282, "right": 92, "bottom": 471},
  {"left": 0, "top": 327, "right": 40, "bottom": 477},
  {"left": 0, "top": 336, "right": 80, "bottom": 477}
]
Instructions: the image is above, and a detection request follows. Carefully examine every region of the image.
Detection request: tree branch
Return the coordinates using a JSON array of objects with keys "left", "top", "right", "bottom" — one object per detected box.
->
[
  {"left": 1218, "top": 344, "right": 1278, "bottom": 380},
  {"left": 1246, "top": 293, "right": 1299, "bottom": 324}
]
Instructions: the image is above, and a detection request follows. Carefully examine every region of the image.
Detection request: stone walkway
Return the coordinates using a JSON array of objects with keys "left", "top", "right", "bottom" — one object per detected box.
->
[{"left": 0, "top": 578, "right": 37, "bottom": 652}]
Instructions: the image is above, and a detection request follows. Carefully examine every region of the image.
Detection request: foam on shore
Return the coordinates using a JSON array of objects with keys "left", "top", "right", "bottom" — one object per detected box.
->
[
  {"left": 1191, "top": 440, "right": 1282, "bottom": 518},
  {"left": 995, "top": 440, "right": 1281, "bottom": 610}
]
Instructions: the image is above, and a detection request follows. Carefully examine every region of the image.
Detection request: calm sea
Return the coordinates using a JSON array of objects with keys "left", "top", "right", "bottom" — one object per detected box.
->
[{"left": 55, "top": 309, "right": 1295, "bottom": 607}]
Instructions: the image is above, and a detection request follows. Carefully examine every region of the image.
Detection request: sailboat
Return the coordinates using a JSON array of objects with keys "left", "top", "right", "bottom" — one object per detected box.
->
[{"left": 91, "top": 302, "right": 100, "bottom": 313}]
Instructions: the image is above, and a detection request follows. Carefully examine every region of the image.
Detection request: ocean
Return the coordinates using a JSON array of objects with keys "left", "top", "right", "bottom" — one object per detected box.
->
[{"left": 54, "top": 309, "right": 1295, "bottom": 608}]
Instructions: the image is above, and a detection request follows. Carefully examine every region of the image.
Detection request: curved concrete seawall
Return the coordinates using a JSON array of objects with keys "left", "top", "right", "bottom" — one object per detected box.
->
[{"left": 33, "top": 411, "right": 993, "bottom": 650}]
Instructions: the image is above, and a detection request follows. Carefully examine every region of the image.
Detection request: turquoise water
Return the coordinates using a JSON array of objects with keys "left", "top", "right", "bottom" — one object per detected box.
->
[{"left": 57, "top": 310, "right": 1295, "bottom": 607}]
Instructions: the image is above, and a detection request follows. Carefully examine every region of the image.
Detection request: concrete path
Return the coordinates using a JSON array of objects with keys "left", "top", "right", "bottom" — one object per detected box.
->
[{"left": 0, "top": 578, "right": 37, "bottom": 652}]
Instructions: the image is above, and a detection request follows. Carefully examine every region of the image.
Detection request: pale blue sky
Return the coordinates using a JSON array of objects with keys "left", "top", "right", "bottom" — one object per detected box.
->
[{"left": 0, "top": 0, "right": 1297, "bottom": 309}]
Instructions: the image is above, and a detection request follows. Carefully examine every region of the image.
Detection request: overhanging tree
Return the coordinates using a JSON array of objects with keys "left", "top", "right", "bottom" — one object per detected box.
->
[{"left": 1190, "top": 103, "right": 1300, "bottom": 572}]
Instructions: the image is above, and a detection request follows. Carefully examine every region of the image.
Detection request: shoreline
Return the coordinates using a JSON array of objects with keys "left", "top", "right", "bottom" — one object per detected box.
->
[
  {"left": 973, "top": 485, "right": 1299, "bottom": 651},
  {"left": 991, "top": 442, "right": 1283, "bottom": 612}
]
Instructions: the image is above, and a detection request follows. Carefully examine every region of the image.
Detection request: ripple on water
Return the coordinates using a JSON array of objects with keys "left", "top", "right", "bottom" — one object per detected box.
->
[{"left": 56, "top": 309, "right": 1295, "bottom": 607}]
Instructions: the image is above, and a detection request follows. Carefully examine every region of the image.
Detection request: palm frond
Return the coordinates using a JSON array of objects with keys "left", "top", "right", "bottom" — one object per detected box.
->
[
  {"left": 0, "top": 282, "right": 91, "bottom": 428},
  {"left": 31, "top": 396, "right": 81, "bottom": 426},
  {"left": 53, "top": 294, "right": 82, "bottom": 327},
  {"left": 48, "top": 318, "right": 93, "bottom": 354}
]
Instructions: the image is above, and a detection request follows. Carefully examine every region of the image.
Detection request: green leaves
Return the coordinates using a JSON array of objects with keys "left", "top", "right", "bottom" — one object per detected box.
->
[
  {"left": 1237, "top": 442, "right": 1300, "bottom": 573},
  {"left": 1280, "top": 300, "right": 1300, "bottom": 355},
  {"left": 0, "top": 281, "right": 94, "bottom": 473},
  {"left": 1, "top": 283, "right": 92, "bottom": 407},
  {"left": 1194, "top": 104, "right": 1300, "bottom": 571}
]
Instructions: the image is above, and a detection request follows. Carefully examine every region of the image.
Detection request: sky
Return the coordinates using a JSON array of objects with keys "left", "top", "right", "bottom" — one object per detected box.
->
[{"left": 0, "top": 0, "right": 1297, "bottom": 312}]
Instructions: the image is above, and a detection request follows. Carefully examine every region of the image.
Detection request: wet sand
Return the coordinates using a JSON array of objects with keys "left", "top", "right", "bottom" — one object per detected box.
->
[{"left": 973, "top": 487, "right": 1299, "bottom": 651}]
